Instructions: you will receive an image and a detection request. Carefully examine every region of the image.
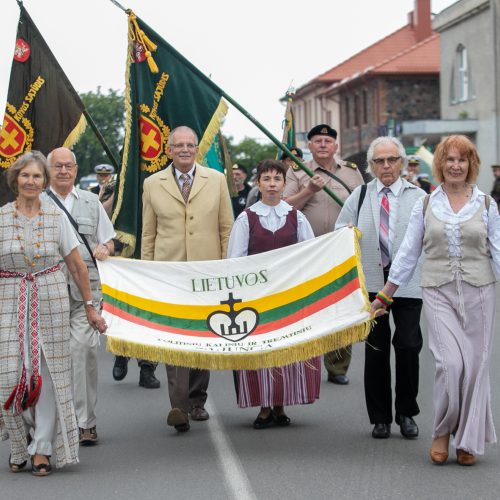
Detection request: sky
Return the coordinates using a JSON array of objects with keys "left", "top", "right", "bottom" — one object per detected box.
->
[{"left": 0, "top": 0, "right": 458, "bottom": 143}]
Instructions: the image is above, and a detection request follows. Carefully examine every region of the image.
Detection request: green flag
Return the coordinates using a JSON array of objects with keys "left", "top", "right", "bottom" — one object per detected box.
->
[
  {"left": 0, "top": 4, "right": 86, "bottom": 204},
  {"left": 112, "top": 11, "right": 228, "bottom": 257},
  {"left": 276, "top": 92, "right": 296, "bottom": 159}
]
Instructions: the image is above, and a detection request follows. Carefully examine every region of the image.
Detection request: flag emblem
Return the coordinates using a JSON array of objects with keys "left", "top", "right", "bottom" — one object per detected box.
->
[
  {"left": 132, "top": 42, "right": 146, "bottom": 63},
  {"left": 0, "top": 110, "right": 33, "bottom": 168},
  {"left": 139, "top": 114, "right": 162, "bottom": 161},
  {"left": 14, "top": 38, "right": 30, "bottom": 62}
]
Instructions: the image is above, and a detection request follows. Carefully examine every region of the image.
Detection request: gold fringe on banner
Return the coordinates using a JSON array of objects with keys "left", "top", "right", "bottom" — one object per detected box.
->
[
  {"left": 106, "top": 228, "right": 373, "bottom": 369},
  {"left": 127, "top": 11, "right": 158, "bottom": 74},
  {"left": 62, "top": 113, "right": 87, "bottom": 149},
  {"left": 106, "top": 320, "right": 373, "bottom": 371},
  {"left": 195, "top": 98, "right": 229, "bottom": 162}
]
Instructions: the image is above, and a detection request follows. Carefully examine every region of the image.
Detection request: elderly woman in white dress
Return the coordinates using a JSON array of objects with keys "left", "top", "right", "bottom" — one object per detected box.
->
[
  {"left": 0, "top": 151, "right": 106, "bottom": 476},
  {"left": 371, "top": 135, "right": 500, "bottom": 466},
  {"left": 228, "top": 159, "right": 319, "bottom": 429}
]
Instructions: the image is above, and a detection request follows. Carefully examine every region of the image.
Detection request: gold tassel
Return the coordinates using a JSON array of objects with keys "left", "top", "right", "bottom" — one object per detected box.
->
[
  {"left": 62, "top": 113, "right": 87, "bottom": 149},
  {"left": 196, "top": 99, "right": 229, "bottom": 162},
  {"left": 127, "top": 11, "right": 159, "bottom": 74},
  {"left": 106, "top": 319, "right": 372, "bottom": 371}
]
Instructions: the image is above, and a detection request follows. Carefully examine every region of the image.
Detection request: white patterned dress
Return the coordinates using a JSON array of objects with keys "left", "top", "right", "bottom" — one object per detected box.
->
[{"left": 0, "top": 200, "right": 80, "bottom": 468}]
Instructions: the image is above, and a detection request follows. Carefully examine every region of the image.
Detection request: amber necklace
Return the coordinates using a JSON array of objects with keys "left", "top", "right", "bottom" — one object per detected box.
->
[{"left": 13, "top": 201, "right": 43, "bottom": 269}]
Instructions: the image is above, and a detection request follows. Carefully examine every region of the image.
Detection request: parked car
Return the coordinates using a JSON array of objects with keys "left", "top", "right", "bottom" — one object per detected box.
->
[{"left": 78, "top": 174, "right": 98, "bottom": 191}]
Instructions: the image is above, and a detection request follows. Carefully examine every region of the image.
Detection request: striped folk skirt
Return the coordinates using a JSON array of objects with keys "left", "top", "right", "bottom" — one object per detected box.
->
[{"left": 237, "top": 357, "right": 321, "bottom": 408}]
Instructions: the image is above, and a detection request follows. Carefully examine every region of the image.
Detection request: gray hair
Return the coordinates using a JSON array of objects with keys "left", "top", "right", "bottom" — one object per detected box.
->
[
  {"left": 46, "top": 148, "right": 77, "bottom": 166},
  {"left": 366, "top": 136, "right": 408, "bottom": 176},
  {"left": 168, "top": 126, "right": 199, "bottom": 147},
  {"left": 6, "top": 150, "right": 50, "bottom": 194}
]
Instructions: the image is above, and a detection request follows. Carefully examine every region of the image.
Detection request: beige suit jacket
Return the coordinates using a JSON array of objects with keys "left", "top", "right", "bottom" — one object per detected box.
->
[{"left": 141, "top": 163, "right": 234, "bottom": 262}]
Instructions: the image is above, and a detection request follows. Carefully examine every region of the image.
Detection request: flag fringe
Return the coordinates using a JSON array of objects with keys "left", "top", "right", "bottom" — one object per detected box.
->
[
  {"left": 196, "top": 99, "right": 228, "bottom": 162},
  {"left": 106, "top": 319, "right": 373, "bottom": 370},
  {"left": 114, "top": 230, "right": 136, "bottom": 257},
  {"left": 62, "top": 113, "right": 87, "bottom": 149}
]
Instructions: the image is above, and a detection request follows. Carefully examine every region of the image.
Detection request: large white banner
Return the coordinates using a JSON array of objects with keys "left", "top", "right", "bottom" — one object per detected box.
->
[{"left": 99, "top": 228, "right": 371, "bottom": 370}]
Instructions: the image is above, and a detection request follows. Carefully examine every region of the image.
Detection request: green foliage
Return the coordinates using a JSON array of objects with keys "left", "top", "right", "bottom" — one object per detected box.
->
[
  {"left": 72, "top": 87, "right": 124, "bottom": 180},
  {"left": 224, "top": 135, "right": 277, "bottom": 173}
]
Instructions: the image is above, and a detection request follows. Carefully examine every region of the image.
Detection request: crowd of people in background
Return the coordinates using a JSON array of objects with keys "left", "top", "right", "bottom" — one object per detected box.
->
[{"left": 0, "top": 124, "right": 498, "bottom": 478}]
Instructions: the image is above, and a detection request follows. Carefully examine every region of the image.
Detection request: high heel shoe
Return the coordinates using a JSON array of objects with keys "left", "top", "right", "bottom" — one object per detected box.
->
[
  {"left": 31, "top": 455, "right": 52, "bottom": 476},
  {"left": 456, "top": 449, "right": 476, "bottom": 466}
]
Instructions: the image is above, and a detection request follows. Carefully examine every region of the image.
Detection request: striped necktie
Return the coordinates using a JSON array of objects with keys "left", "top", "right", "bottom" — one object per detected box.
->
[
  {"left": 379, "top": 187, "right": 391, "bottom": 268},
  {"left": 180, "top": 173, "right": 191, "bottom": 203}
]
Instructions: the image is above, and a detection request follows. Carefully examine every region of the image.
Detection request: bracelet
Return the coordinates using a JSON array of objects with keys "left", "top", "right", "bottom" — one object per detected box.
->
[
  {"left": 84, "top": 300, "right": 94, "bottom": 306},
  {"left": 376, "top": 291, "right": 393, "bottom": 307}
]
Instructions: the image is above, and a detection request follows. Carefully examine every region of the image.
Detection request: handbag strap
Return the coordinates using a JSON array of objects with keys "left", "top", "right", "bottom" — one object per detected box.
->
[{"left": 45, "top": 189, "right": 98, "bottom": 268}]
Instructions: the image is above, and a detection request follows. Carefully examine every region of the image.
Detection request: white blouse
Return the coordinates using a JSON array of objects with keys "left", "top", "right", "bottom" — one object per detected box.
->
[
  {"left": 389, "top": 184, "right": 500, "bottom": 286},
  {"left": 227, "top": 200, "right": 315, "bottom": 258}
]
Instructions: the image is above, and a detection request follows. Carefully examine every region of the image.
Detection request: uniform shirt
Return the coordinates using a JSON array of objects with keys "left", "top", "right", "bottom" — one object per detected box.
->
[
  {"left": 283, "top": 159, "right": 364, "bottom": 236},
  {"left": 49, "top": 186, "right": 116, "bottom": 244}
]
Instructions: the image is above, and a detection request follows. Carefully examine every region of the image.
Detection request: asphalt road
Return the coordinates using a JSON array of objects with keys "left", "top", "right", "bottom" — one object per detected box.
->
[{"left": 1, "top": 288, "right": 500, "bottom": 500}]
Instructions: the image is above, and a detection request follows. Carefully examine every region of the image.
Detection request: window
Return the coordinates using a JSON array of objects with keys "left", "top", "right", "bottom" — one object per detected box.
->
[
  {"left": 362, "top": 90, "right": 368, "bottom": 124},
  {"left": 344, "top": 97, "right": 350, "bottom": 128},
  {"left": 451, "top": 44, "right": 474, "bottom": 104},
  {"left": 354, "top": 94, "right": 359, "bottom": 127}
]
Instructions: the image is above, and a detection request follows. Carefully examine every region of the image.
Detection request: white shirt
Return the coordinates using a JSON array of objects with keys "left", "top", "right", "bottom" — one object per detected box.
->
[
  {"left": 49, "top": 186, "right": 116, "bottom": 244},
  {"left": 389, "top": 184, "right": 500, "bottom": 285},
  {"left": 227, "top": 200, "right": 315, "bottom": 258},
  {"left": 377, "top": 177, "right": 402, "bottom": 256},
  {"left": 173, "top": 165, "right": 195, "bottom": 188}
]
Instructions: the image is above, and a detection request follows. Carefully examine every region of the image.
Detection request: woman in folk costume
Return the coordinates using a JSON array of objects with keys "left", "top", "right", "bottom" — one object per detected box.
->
[
  {"left": 227, "top": 159, "right": 319, "bottom": 429},
  {"left": 371, "top": 135, "right": 500, "bottom": 466},
  {"left": 0, "top": 151, "right": 107, "bottom": 476}
]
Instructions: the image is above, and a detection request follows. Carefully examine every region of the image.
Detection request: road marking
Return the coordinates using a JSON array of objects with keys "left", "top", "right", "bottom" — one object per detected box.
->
[{"left": 205, "top": 400, "right": 258, "bottom": 500}]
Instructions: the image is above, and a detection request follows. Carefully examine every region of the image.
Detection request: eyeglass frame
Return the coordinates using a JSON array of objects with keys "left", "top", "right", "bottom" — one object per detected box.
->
[
  {"left": 371, "top": 156, "right": 402, "bottom": 167},
  {"left": 52, "top": 163, "right": 77, "bottom": 171},
  {"left": 169, "top": 143, "right": 198, "bottom": 151}
]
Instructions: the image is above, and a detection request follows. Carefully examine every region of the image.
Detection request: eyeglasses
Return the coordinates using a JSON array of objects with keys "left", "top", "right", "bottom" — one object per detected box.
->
[
  {"left": 170, "top": 143, "right": 198, "bottom": 151},
  {"left": 53, "top": 163, "right": 77, "bottom": 171},
  {"left": 372, "top": 156, "right": 401, "bottom": 167}
]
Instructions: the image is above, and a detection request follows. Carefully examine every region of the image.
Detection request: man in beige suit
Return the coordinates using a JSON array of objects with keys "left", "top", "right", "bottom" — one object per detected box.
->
[{"left": 141, "top": 125, "right": 233, "bottom": 432}]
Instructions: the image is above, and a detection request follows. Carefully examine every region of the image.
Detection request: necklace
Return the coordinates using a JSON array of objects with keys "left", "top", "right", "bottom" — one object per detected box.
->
[
  {"left": 442, "top": 184, "right": 471, "bottom": 198},
  {"left": 13, "top": 201, "right": 43, "bottom": 269}
]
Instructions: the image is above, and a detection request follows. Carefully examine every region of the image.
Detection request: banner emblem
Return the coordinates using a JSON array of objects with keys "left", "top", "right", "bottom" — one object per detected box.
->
[
  {"left": 207, "top": 293, "right": 260, "bottom": 342},
  {"left": 139, "top": 114, "right": 162, "bottom": 161},
  {"left": 14, "top": 38, "right": 30, "bottom": 62}
]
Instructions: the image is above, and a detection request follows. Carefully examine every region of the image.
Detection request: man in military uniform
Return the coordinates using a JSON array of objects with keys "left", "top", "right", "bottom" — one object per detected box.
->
[
  {"left": 283, "top": 124, "right": 364, "bottom": 385},
  {"left": 231, "top": 164, "right": 252, "bottom": 217},
  {"left": 90, "top": 164, "right": 116, "bottom": 218},
  {"left": 491, "top": 164, "right": 500, "bottom": 209}
]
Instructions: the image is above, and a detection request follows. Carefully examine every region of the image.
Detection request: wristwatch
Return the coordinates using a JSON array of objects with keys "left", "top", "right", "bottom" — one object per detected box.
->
[{"left": 84, "top": 300, "right": 94, "bottom": 306}]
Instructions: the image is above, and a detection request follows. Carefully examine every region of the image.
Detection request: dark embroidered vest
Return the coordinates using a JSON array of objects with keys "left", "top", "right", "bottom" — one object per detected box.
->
[{"left": 246, "top": 207, "right": 298, "bottom": 255}]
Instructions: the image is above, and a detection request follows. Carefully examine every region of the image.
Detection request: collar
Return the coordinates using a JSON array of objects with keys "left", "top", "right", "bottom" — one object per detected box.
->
[
  {"left": 173, "top": 164, "right": 196, "bottom": 181},
  {"left": 376, "top": 177, "right": 402, "bottom": 196},
  {"left": 311, "top": 158, "right": 338, "bottom": 173},
  {"left": 49, "top": 185, "right": 78, "bottom": 201},
  {"left": 249, "top": 200, "right": 292, "bottom": 216}
]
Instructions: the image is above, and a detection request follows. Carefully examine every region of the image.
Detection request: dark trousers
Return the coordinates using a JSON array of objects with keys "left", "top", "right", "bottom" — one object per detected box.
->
[
  {"left": 166, "top": 365, "right": 210, "bottom": 414},
  {"left": 365, "top": 293, "right": 423, "bottom": 424}
]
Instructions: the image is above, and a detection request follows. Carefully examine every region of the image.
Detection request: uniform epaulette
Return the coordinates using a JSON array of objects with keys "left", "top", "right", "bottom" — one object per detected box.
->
[{"left": 344, "top": 161, "right": 358, "bottom": 170}]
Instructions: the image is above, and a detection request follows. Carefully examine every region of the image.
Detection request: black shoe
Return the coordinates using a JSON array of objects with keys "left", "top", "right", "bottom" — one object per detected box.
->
[
  {"left": 327, "top": 374, "right": 349, "bottom": 385},
  {"left": 253, "top": 412, "right": 274, "bottom": 429},
  {"left": 139, "top": 365, "right": 160, "bottom": 389},
  {"left": 112, "top": 356, "right": 129, "bottom": 381},
  {"left": 396, "top": 415, "right": 419, "bottom": 439},
  {"left": 372, "top": 423, "right": 391, "bottom": 439}
]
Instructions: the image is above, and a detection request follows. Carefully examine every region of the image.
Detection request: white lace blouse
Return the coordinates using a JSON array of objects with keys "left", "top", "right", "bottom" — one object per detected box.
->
[
  {"left": 389, "top": 184, "right": 500, "bottom": 286},
  {"left": 227, "top": 200, "right": 314, "bottom": 258}
]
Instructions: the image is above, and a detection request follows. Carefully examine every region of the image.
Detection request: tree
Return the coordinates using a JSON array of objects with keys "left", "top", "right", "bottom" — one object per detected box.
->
[
  {"left": 224, "top": 135, "right": 277, "bottom": 173},
  {"left": 72, "top": 87, "right": 124, "bottom": 179}
]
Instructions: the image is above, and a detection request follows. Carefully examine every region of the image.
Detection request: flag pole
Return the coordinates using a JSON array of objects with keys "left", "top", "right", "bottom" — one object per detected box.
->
[
  {"left": 82, "top": 109, "right": 120, "bottom": 170},
  {"left": 108, "top": 2, "right": 343, "bottom": 207}
]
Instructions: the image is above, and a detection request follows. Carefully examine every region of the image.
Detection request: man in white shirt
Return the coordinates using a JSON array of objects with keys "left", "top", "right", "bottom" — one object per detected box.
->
[{"left": 45, "top": 147, "right": 115, "bottom": 446}]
